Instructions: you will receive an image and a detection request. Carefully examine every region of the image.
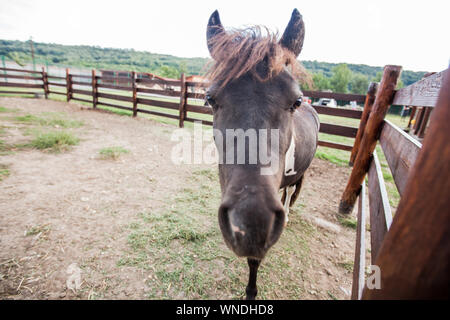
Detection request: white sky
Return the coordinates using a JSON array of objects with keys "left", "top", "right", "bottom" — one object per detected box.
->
[{"left": 0, "top": 0, "right": 449, "bottom": 72}]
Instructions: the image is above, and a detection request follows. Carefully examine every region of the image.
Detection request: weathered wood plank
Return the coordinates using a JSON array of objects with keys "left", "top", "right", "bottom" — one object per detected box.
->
[
  {"left": 368, "top": 151, "right": 393, "bottom": 262},
  {"left": 185, "top": 104, "right": 213, "bottom": 115},
  {"left": 136, "top": 78, "right": 181, "bottom": 86},
  {"left": 379, "top": 120, "right": 422, "bottom": 196},
  {"left": 97, "top": 92, "right": 133, "bottom": 102},
  {"left": 418, "top": 107, "right": 432, "bottom": 139},
  {"left": 0, "top": 90, "right": 38, "bottom": 95},
  {"left": 70, "top": 73, "right": 92, "bottom": 79},
  {"left": 0, "top": 67, "right": 42, "bottom": 74},
  {"left": 363, "top": 67, "right": 450, "bottom": 300},
  {"left": 137, "top": 108, "right": 180, "bottom": 120},
  {"left": 137, "top": 87, "right": 181, "bottom": 97},
  {"left": 137, "top": 97, "right": 179, "bottom": 110},
  {"left": 47, "top": 82, "right": 66, "bottom": 87},
  {"left": 71, "top": 97, "right": 92, "bottom": 104},
  {"left": 350, "top": 83, "right": 379, "bottom": 165},
  {"left": 0, "top": 74, "right": 43, "bottom": 81},
  {"left": 318, "top": 140, "right": 353, "bottom": 151},
  {"left": 72, "top": 89, "right": 93, "bottom": 96},
  {"left": 187, "top": 92, "right": 206, "bottom": 99},
  {"left": 71, "top": 80, "right": 92, "bottom": 86},
  {"left": 340, "top": 65, "right": 402, "bottom": 214},
  {"left": 97, "top": 83, "right": 132, "bottom": 91},
  {"left": 97, "top": 101, "right": 133, "bottom": 111},
  {"left": 351, "top": 182, "right": 367, "bottom": 300},
  {"left": 311, "top": 105, "right": 362, "bottom": 119},
  {"left": 48, "top": 90, "right": 66, "bottom": 96},
  {"left": 392, "top": 70, "right": 446, "bottom": 107},
  {"left": 0, "top": 82, "right": 43, "bottom": 89},
  {"left": 319, "top": 123, "right": 358, "bottom": 138},
  {"left": 131, "top": 71, "right": 137, "bottom": 117},
  {"left": 303, "top": 90, "right": 366, "bottom": 103},
  {"left": 47, "top": 75, "right": 66, "bottom": 80}
]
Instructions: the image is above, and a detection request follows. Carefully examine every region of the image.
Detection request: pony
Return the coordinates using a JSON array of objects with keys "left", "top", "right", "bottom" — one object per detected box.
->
[{"left": 205, "top": 9, "right": 319, "bottom": 299}]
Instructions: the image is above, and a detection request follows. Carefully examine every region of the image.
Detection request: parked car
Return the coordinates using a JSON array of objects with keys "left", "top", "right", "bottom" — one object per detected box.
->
[
  {"left": 303, "top": 96, "right": 312, "bottom": 105},
  {"left": 313, "top": 98, "right": 337, "bottom": 107}
]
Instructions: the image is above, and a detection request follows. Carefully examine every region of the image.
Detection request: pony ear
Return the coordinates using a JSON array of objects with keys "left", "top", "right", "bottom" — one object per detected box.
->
[
  {"left": 279, "top": 9, "right": 305, "bottom": 57},
  {"left": 206, "top": 10, "right": 225, "bottom": 59}
]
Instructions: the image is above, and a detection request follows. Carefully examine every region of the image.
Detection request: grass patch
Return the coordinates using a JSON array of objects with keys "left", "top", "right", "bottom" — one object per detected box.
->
[
  {"left": 117, "top": 166, "right": 315, "bottom": 299},
  {"left": 337, "top": 215, "right": 357, "bottom": 229},
  {"left": 25, "top": 224, "right": 51, "bottom": 236},
  {"left": 0, "top": 106, "right": 19, "bottom": 113},
  {"left": 12, "top": 113, "right": 83, "bottom": 128},
  {"left": 315, "top": 148, "right": 348, "bottom": 166},
  {"left": 99, "top": 146, "right": 129, "bottom": 160},
  {"left": 29, "top": 131, "right": 79, "bottom": 152},
  {"left": 337, "top": 261, "right": 354, "bottom": 272},
  {"left": 0, "top": 163, "right": 10, "bottom": 181}
]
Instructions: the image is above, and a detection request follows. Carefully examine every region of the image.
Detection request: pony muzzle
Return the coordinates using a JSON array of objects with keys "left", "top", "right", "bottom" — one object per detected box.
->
[{"left": 218, "top": 199, "right": 285, "bottom": 259}]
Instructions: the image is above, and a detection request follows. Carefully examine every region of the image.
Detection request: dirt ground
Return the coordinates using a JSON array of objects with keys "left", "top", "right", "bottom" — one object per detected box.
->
[{"left": 0, "top": 97, "right": 360, "bottom": 300}]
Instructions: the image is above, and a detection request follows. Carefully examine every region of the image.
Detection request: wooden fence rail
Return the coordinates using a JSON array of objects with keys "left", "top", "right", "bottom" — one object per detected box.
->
[
  {"left": 0, "top": 66, "right": 370, "bottom": 153},
  {"left": 346, "top": 66, "right": 448, "bottom": 299}
]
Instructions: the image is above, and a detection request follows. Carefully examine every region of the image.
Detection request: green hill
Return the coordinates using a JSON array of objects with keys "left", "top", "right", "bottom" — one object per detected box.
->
[{"left": 0, "top": 39, "right": 426, "bottom": 86}]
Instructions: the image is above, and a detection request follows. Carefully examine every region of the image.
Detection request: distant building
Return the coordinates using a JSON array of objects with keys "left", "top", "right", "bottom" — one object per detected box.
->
[
  {"left": 186, "top": 75, "right": 208, "bottom": 94},
  {"left": 100, "top": 70, "right": 176, "bottom": 90}
]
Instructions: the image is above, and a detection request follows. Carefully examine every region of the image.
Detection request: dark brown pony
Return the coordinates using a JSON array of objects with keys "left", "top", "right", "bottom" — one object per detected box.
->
[{"left": 206, "top": 9, "right": 319, "bottom": 299}]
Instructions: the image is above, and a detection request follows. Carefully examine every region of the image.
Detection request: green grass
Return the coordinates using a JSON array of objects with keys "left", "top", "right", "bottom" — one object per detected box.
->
[
  {"left": 0, "top": 163, "right": 10, "bottom": 181},
  {"left": 117, "top": 167, "right": 315, "bottom": 299},
  {"left": 337, "top": 261, "right": 354, "bottom": 272},
  {"left": 315, "top": 148, "right": 349, "bottom": 166},
  {"left": 99, "top": 146, "right": 129, "bottom": 160},
  {"left": 25, "top": 224, "right": 51, "bottom": 236},
  {"left": 29, "top": 130, "right": 79, "bottom": 152},
  {"left": 0, "top": 106, "right": 19, "bottom": 113},
  {"left": 12, "top": 112, "right": 84, "bottom": 128},
  {"left": 337, "top": 215, "right": 357, "bottom": 229}
]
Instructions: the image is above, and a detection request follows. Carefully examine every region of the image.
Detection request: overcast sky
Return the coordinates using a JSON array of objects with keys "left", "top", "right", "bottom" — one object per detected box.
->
[{"left": 0, "top": 0, "right": 448, "bottom": 72}]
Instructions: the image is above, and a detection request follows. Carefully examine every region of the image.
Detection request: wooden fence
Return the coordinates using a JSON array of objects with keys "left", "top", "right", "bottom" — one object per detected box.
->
[
  {"left": 0, "top": 66, "right": 368, "bottom": 153},
  {"left": 342, "top": 67, "right": 448, "bottom": 299}
]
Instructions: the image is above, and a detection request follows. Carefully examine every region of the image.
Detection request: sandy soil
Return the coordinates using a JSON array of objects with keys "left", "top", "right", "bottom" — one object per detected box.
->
[{"left": 0, "top": 97, "right": 361, "bottom": 300}]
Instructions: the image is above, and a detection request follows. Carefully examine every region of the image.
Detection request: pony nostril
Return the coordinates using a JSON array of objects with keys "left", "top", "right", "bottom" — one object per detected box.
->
[{"left": 218, "top": 205, "right": 234, "bottom": 240}]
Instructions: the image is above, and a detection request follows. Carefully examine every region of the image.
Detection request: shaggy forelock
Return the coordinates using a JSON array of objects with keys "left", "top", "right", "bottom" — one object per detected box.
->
[{"left": 206, "top": 26, "right": 310, "bottom": 88}]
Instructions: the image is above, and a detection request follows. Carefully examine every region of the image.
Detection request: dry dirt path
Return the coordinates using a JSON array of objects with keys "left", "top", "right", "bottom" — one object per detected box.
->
[{"left": 0, "top": 97, "right": 359, "bottom": 300}]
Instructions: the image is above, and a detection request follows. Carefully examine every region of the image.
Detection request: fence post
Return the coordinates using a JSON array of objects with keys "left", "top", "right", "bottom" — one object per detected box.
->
[
  {"left": 66, "top": 68, "right": 72, "bottom": 102},
  {"left": 362, "top": 67, "right": 450, "bottom": 300},
  {"left": 178, "top": 73, "right": 187, "bottom": 128},
  {"left": 41, "top": 66, "right": 49, "bottom": 99},
  {"left": 92, "top": 69, "right": 98, "bottom": 109},
  {"left": 413, "top": 107, "right": 425, "bottom": 135},
  {"left": 406, "top": 106, "right": 416, "bottom": 131},
  {"left": 417, "top": 107, "right": 431, "bottom": 138},
  {"left": 339, "top": 65, "right": 402, "bottom": 214},
  {"left": 131, "top": 71, "right": 137, "bottom": 117},
  {"left": 349, "top": 82, "right": 378, "bottom": 166}
]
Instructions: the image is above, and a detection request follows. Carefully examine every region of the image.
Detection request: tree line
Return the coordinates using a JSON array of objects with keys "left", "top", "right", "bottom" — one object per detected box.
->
[
  {"left": 301, "top": 63, "right": 405, "bottom": 94},
  {"left": 0, "top": 39, "right": 427, "bottom": 89}
]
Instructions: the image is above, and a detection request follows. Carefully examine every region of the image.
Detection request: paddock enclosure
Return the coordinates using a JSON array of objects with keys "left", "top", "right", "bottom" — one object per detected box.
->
[{"left": 0, "top": 64, "right": 449, "bottom": 299}]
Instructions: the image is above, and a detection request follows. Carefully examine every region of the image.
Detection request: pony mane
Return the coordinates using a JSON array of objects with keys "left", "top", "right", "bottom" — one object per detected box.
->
[{"left": 205, "top": 26, "right": 310, "bottom": 88}]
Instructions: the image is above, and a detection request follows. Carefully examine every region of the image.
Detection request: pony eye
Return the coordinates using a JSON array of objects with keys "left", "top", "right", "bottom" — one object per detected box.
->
[
  {"left": 205, "top": 94, "right": 217, "bottom": 109},
  {"left": 290, "top": 97, "right": 302, "bottom": 112}
]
